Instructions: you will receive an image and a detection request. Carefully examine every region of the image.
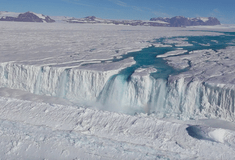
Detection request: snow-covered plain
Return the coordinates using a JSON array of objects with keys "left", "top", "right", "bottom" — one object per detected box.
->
[{"left": 1, "top": 21, "right": 235, "bottom": 159}]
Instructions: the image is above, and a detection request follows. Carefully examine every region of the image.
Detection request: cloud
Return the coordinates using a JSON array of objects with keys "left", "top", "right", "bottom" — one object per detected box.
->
[
  {"left": 132, "top": 6, "right": 143, "bottom": 12},
  {"left": 108, "top": 0, "right": 165, "bottom": 16},
  {"left": 62, "top": 0, "right": 171, "bottom": 20},
  {"left": 62, "top": 0, "right": 93, "bottom": 7},
  {"left": 62, "top": 0, "right": 122, "bottom": 15},
  {"left": 209, "top": 9, "right": 233, "bottom": 24},
  {"left": 213, "top": 9, "right": 220, "bottom": 14},
  {"left": 107, "top": 0, "right": 146, "bottom": 12},
  {"left": 108, "top": 0, "right": 127, "bottom": 7},
  {"left": 152, "top": 11, "right": 171, "bottom": 18},
  {"left": 209, "top": 8, "right": 221, "bottom": 17}
]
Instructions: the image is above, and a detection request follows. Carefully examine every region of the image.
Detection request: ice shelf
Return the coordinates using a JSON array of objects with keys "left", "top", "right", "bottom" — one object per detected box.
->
[{"left": 1, "top": 22, "right": 235, "bottom": 159}]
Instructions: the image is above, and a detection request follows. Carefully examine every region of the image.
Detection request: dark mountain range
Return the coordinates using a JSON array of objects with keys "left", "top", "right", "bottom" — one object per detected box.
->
[
  {"left": 66, "top": 16, "right": 220, "bottom": 27},
  {"left": 65, "top": 16, "right": 170, "bottom": 27},
  {"left": 0, "top": 11, "right": 55, "bottom": 23},
  {"left": 0, "top": 11, "right": 220, "bottom": 27},
  {"left": 150, "top": 16, "right": 220, "bottom": 27}
]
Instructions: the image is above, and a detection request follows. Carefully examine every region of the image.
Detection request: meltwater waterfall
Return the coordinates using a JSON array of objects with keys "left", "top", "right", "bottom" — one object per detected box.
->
[{"left": 1, "top": 32, "right": 235, "bottom": 120}]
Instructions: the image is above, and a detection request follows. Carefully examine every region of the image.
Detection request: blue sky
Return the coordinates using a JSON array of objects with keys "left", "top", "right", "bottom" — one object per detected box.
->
[{"left": 1, "top": 0, "right": 234, "bottom": 24}]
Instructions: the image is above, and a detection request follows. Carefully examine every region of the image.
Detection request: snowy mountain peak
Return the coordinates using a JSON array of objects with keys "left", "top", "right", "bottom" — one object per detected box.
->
[
  {"left": 84, "top": 16, "right": 97, "bottom": 21},
  {"left": 0, "top": 11, "right": 55, "bottom": 23},
  {"left": 196, "top": 17, "right": 209, "bottom": 22},
  {"left": 150, "top": 16, "right": 220, "bottom": 27}
]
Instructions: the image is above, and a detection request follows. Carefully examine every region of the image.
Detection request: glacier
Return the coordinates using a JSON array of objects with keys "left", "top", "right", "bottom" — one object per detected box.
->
[
  {"left": 1, "top": 31, "right": 235, "bottom": 120},
  {"left": 1, "top": 22, "right": 235, "bottom": 159}
]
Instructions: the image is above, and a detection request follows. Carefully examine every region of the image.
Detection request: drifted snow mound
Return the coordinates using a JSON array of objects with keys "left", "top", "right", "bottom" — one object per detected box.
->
[
  {"left": 186, "top": 125, "right": 235, "bottom": 147},
  {"left": 1, "top": 96, "right": 235, "bottom": 159},
  {"left": 186, "top": 125, "right": 227, "bottom": 143}
]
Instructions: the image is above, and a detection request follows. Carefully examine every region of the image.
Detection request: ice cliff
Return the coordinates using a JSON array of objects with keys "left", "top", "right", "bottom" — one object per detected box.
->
[{"left": 1, "top": 57, "right": 235, "bottom": 121}]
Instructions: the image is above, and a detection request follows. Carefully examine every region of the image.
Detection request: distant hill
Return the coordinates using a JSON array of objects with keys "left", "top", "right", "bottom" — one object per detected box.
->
[
  {"left": 0, "top": 11, "right": 55, "bottom": 23},
  {"left": 65, "top": 16, "right": 170, "bottom": 27},
  {"left": 64, "top": 16, "right": 220, "bottom": 27},
  {"left": 0, "top": 11, "right": 221, "bottom": 27},
  {"left": 150, "top": 16, "right": 220, "bottom": 27}
]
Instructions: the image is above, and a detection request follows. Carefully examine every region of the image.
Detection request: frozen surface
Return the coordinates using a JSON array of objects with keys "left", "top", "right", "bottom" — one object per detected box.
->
[
  {"left": 163, "top": 38, "right": 194, "bottom": 47},
  {"left": 0, "top": 96, "right": 235, "bottom": 159},
  {"left": 1, "top": 22, "right": 235, "bottom": 159},
  {"left": 0, "top": 22, "right": 221, "bottom": 63},
  {"left": 157, "top": 50, "right": 188, "bottom": 58}
]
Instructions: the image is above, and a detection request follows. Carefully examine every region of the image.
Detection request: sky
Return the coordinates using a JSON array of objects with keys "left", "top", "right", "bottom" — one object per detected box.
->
[{"left": 1, "top": 0, "right": 235, "bottom": 24}]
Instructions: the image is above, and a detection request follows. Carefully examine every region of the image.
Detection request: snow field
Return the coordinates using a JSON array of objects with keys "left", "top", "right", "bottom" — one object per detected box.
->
[
  {"left": 0, "top": 96, "right": 235, "bottom": 159},
  {"left": 1, "top": 22, "right": 235, "bottom": 159}
]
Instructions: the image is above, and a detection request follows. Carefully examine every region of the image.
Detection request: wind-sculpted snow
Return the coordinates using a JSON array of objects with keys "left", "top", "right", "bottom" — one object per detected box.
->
[{"left": 1, "top": 96, "right": 235, "bottom": 159}]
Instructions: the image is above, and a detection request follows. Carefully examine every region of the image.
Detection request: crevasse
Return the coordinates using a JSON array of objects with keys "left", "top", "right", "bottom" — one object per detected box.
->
[{"left": 1, "top": 62, "right": 235, "bottom": 121}]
